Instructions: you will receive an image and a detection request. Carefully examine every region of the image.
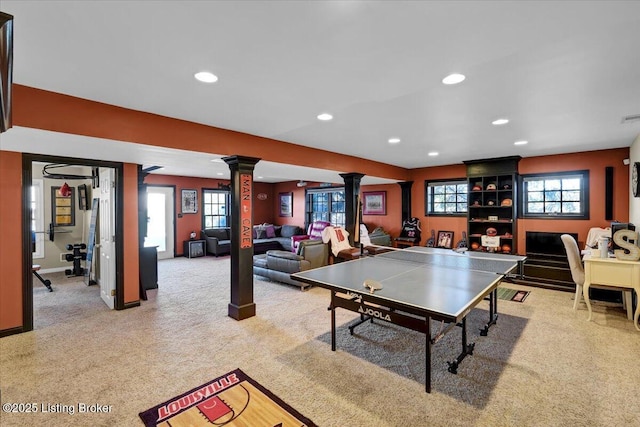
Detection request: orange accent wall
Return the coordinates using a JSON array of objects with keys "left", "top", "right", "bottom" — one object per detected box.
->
[
  {"left": 271, "top": 182, "right": 403, "bottom": 238},
  {"left": 123, "top": 163, "right": 141, "bottom": 304},
  {"left": 409, "top": 164, "right": 469, "bottom": 246},
  {"left": 144, "top": 174, "right": 274, "bottom": 254},
  {"left": 516, "top": 149, "right": 629, "bottom": 251},
  {"left": 272, "top": 181, "right": 305, "bottom": 227},
  {"left": 360, "top": 184, "right": 403, "bottom": 237},
  {"left": 408, "top": 150, "right": 630, "bottom": 253},
  {"left": 0, "top": 151, "right": 23, "bottom": 330}
]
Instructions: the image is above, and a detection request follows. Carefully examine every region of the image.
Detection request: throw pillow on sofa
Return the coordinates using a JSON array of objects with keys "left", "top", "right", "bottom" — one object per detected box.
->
[
  {"left": 280, "top": 225, "right": 302, "bottom": 238},
  {"left": 254, "top": 223, "right": 276, "bottom": 239},
  {"left": 265, "top": 224, "right": 276, "bottom": 238},
  {"left": 256, "top": 227, "right": 268, "bottom": 239}
]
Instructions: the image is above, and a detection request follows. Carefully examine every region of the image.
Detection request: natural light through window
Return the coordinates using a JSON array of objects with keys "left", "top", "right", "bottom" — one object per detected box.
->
[
  {"left": 31, "top": 179, "right": 44, "bottom": 258},
  {"left": 145, "top": 193, "right": 167, "bottom": 251},
  {"left": 522, "top": 171, "right": 589, "bottom": 218}
]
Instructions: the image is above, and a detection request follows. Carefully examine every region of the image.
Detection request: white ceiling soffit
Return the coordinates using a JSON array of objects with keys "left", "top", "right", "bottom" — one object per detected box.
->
[{"left": 0, "top": 127, "right": 397, "bottom": 185}]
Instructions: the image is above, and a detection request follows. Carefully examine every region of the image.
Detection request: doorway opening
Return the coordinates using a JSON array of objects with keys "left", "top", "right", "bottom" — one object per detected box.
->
[
  {"left": 145, "top": 186, "right": 175, "bottom": 260},
  {"left": 23, "top": 155, "right": 125, "bottom": 332}
]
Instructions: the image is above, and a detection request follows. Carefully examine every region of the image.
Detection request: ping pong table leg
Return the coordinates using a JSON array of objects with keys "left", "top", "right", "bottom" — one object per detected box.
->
[
  {"left": 447, "top": 317, "right": 475, "bottom": 375},
  {"left": 425, "top": 316, "right": 431, "bottom": 393},
  {"left": 331, "top": 291, "right": 337, "bottom": 351},
  {"left": 480, "top": 289, "right": 498, "bottom": 336}
]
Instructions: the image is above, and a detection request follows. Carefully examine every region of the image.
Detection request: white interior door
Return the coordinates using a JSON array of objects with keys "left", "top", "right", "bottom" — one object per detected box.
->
[
  {"left": 145, "top": 186, "right": 175, "bottom": 260},
  {"left": 98, "top": 167, "right": 116, "bottom": 309}
]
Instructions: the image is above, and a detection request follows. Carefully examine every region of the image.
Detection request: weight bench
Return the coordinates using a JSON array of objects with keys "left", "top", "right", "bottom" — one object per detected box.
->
[{"left": 32, "top": 264, "right": 53, "bottom": 292}]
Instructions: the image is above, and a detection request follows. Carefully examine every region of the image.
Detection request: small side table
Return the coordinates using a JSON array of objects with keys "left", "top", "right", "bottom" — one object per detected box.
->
[
  {"left": 583, "top": 255, "right": 640, "bottom": 331},
  {"left": 183, "top": 239, "right": 206, "bottom": 258}
]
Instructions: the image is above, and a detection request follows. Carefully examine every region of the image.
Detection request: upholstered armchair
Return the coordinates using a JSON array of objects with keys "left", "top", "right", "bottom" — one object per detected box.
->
[
  {"left": 394, "top": 217, "right": 422, "bottom": 247},
  {"left": 291, "top": 220, "right": 331, "bottom": 253},
  {"left": 253, "top": 239, "right": 329, "bottom": 290}
]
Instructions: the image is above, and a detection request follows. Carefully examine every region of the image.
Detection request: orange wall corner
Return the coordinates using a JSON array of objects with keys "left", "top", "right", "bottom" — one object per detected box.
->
[
  {"left": 0, "top": 150, "right": 24, "bottom": 330},
  {"left": 123, "top": 163, "right": 140, "bottom": 304}
]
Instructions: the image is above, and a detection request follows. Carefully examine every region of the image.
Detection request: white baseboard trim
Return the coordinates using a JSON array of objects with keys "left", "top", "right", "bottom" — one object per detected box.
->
[{"left": 39, "top": 267, "right": 68, "bottom": 274}]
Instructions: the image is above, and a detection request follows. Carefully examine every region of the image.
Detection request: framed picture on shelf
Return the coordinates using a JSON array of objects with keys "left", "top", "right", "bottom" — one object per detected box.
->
[
  {"left": 362, "top": 191, "right": 386, "bottom": 215},
  {"left": 279, "top": 192, "right": 293, "bottom": 217},
  {"left": 181, "top": 189, "right": 198, "bottom": 214},
  {"left": 436, "top": 230, "right": 454, "bottom": 249}
]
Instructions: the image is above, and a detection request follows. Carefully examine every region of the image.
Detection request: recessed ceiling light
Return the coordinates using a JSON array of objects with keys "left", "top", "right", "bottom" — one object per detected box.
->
[
  {"left": 388, "top": 138, "right": 401, "bottom": 144},
  {"left": 514, "top": 140, "right": 528, "bottom": 146},
  {"left": 492, "top": 118, "right": 509, "bottom": 125},
  {"left": 442, "top": 73, "right": 465, "bottom": 85},
  {"left": 428, "top": 151, "right": 439, "bottom": 156},
  {"left": 317, "top": 113, "right": 333, "bottom": 121},
  {"left": 194, "top": 71, "right": 218, "bottom": 83},
  {"left": 216, "top": 172, "right": 224, "bottom": 176}
]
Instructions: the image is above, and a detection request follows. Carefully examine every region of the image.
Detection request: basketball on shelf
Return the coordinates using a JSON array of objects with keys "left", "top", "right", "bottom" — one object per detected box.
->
[
  {"left": 500, "top": 198, "right": 513, "bottom": 206},
  {"left": 471, "top": 242, "right": 480, "bottom": 250},
  {"left": 502, "top": 244, "right": 511, "bottom": 253}
]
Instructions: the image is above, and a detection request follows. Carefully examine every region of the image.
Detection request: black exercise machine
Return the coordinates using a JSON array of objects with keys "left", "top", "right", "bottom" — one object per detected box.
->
[{"left": 65, "top": 243, "right": 87, "bottom": 277}]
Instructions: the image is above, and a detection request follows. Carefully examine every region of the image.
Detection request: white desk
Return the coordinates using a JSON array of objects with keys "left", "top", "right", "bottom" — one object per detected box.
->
[{"left": 583, "top": 256, "right": 640, "bottom": 331}]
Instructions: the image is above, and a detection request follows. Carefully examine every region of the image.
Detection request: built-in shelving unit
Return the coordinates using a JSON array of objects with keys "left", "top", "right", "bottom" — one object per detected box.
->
[{"left": 464, "top": 156, "right": 521, "bottom": 255}]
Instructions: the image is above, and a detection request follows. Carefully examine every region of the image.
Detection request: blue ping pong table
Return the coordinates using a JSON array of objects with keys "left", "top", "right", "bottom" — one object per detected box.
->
[{"left": 291, "top": 247, "right": 526, "bottom": 393}]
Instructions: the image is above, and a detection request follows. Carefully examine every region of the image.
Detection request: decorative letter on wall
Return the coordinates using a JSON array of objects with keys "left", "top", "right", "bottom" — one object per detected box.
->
[
  {"left": 613, "top": 229, "right": 640, "bottom": 261},
  {"left": 240, "top": 173, "right": 252, "bottom": 249}
]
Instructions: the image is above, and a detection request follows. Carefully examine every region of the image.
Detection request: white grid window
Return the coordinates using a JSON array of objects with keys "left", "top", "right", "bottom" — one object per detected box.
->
[
  {"left": 425, "top": 180, "right": 468, "bottom": 215},
  {"left": 522, "top": 171, "right": 589, "bottom": 219}
]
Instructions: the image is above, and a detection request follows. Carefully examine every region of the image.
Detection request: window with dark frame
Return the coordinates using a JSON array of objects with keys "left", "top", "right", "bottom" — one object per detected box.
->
[
  {"left": 425, "top": 179, "right": 468, "bottom": 215},
  {"left": 202, "top": 189, "right": 230, "bottom": 228},
  {"left": 306, "top": 187, "right": 346, "bottom": 228},
  {"left": 521, "top": 170, "right": 589, "bottom": 219}
]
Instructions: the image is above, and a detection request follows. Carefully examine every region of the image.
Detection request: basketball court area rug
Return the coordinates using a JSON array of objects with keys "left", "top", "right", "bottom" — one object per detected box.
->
[
  {"left": 139, "top": 368, "right": 317, "bottom": 427},
  {"left": 497, "top": 287, "right": 530, "bottom": 303}
]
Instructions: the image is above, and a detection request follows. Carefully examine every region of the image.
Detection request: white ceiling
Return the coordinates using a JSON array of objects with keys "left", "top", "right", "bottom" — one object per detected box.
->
[{"left": 2, "top": 1, "right": 640, "bottom": 184}]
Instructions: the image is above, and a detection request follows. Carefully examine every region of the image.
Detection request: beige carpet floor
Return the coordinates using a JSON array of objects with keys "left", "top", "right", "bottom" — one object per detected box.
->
[{"left": 1, "top": 255, "right": 639, "bottom": 427}]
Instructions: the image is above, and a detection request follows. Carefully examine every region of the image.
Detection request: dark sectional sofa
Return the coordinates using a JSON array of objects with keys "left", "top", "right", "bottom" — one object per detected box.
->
[{"left": 200, "top": 224, "right": 304, "bottom": 256}]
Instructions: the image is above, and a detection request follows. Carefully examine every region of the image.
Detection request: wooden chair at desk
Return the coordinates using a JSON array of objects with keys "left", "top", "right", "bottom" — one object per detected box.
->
[{"left": 561, "top": 234, "right": 634, "bottom": 323}]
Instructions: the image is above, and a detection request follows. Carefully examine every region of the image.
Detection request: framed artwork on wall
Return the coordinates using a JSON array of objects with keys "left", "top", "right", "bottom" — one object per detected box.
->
[
  {"left": 78, "top": 184, "right": 90, "bottom": 210},
  {"left": 181, "top": 189, "right": 198, "bottom": 214},
  {"left": 279, "top": 192, "right": 293, "bottom": 217},
  {"left": 362, "top": 191, "right": 386, "bottom": 215},
  {"left": 52, "top": 186, "right": 75, "bottom": 226}
]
